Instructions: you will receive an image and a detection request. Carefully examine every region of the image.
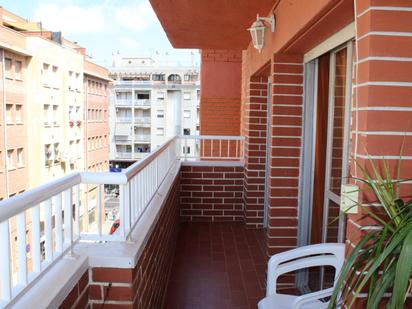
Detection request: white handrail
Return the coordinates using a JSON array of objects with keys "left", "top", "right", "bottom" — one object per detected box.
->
[{"left": 0, "top": 135, "right": 243, "bottom": 307}]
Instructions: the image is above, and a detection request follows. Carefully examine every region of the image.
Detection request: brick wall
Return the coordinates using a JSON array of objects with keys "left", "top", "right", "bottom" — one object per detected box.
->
[
  {"left": 59, "top": 177, "right": 180, "bottom": 309},
  {"left": 200, "top": 49, "right": 242, "bottom": 135},
  {"left": 243, "top": 76, "right": 268, "bottom": 228},
  {"left": 180, "top": 164, "right": 244, "bottom": 222},
  {"left": 267, "top": 54, "right": 303, "bottom": 255},
  {"left": 347, "top": 2, "right": 412, "bottom": 307}
]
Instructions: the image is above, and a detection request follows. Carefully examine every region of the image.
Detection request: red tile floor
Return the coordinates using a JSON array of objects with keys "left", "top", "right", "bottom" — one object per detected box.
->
[{"left": 164, "top": 222, "right": 268, "bottom": 309}]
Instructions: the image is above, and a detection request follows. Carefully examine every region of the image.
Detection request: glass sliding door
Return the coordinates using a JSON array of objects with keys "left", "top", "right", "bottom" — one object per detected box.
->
[{"left": 322, "top": 42, "right": 353, "bottom": 244}]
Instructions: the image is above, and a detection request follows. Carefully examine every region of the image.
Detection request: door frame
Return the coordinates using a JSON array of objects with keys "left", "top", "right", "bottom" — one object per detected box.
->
[
  {"left": 321, "top": 41, "right": 354, "bottom": 243},
  {"left": 298, "top": 29, "right": 355, "bottom": 248}
]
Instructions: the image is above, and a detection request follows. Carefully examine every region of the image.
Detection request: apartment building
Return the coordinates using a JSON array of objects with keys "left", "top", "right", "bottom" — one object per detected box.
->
[
  {"left": 0, "top": 7, "right": 111, "bottom": 275},
  {"left": 109, "top": 55, "right": 200, "bottom": 168}
]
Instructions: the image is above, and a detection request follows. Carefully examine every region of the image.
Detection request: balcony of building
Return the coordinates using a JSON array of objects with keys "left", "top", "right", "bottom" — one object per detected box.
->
[
  {"left": 0, "top": 135, "right": 255, "bottom": 309},
  {"left": 133, "top": 134, "right": 151, "bottom": 143}
]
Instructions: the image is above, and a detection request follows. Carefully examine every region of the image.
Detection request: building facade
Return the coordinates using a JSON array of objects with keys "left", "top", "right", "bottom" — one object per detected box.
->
[
  {"left": 0, "top": 7, "right": 111, "bottom": 275},
  {"left": 109, "top": 55, "right": 200, "bottom": 168}
]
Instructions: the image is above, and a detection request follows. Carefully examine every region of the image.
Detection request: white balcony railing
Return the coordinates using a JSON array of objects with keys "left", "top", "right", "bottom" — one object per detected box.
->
[
  {"left": 115, "top": 99, "right": 133, "bottom": 106},
  {"left": 134, "top": 135, "right": 151, "bottom": 142},
  {"left": 135, "top": 117, "right": 151, "bottom": 124},
  {"left": 180, "top": 135, "right": 244, "bottom": 161},
  {"left": 116, "top": 151, "right": 133, "bottom": 159},
  {"left": 0, "top": 135, "right": 244, "bottom": 307},
  {"left": 115, "top": 99, "right": 151, "bottom": 107},
  {"left": 135, "top": 99, "right": 150, "bottom": 106},
  {"left": 116, "top": 116, "right": 133, "bottom": 123}
]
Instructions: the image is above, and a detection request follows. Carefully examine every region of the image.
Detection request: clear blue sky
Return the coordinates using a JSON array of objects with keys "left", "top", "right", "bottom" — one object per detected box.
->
[{"left": 2, "top": 0, "right": 200, "bottom": 67}]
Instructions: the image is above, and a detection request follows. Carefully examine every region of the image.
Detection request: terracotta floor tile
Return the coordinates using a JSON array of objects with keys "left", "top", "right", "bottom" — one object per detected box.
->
[{"left": 164, "top": 222, "right": 267, "bottom": 309}]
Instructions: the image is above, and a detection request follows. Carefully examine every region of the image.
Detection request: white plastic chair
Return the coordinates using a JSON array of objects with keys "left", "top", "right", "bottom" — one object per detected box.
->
[{"left": 258, "top": 243, "right": 345, "bottom": 309}]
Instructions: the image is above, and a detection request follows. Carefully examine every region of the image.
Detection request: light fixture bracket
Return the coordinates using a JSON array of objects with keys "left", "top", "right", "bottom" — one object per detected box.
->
[{"left": 256, "top": 14, "right": 275, "bottom": 32}]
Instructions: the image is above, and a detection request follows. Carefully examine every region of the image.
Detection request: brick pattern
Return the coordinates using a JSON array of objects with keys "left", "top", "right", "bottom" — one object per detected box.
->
[
  {"left": 243, "top": 76, "right": 268, "bottom": 229},
  {"left": 268, "top": 54, "right": 304, "bottom": 255},
  {"left": 88, "top": 177, "right": 180, "bottom": 309},
  {"left": 201, "top": 49, "right": 242, "bottom": 63},
  {"left": 200, "top": 97, "right": 241, "bottom": 135},
  {"left": 180, "top": 165, "right": 244, "bottom": 222},
  {"left": 345, "top": 1, "right": 412, "bottom": 306},
  {"left": 199, "top": 49, "right": 242, "bottom": 136},
  {"left": 58, "top": 177, "right": 180, "bottom": 308},
  {"left": 59, "top": 271, "right": 89, "bottom": 309}
]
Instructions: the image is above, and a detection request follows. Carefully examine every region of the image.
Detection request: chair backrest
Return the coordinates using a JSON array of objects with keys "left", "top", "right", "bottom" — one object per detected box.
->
[{"left": 266, "top": 243, "right": 345, "bottom": 297}]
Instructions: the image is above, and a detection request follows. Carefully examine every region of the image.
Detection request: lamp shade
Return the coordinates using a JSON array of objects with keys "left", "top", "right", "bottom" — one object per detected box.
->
[{"left": 248, "top": 19, "right": 266, "bottom": 52}]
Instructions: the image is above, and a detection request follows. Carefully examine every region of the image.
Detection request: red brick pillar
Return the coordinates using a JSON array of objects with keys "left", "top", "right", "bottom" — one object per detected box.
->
[
  {"left": 347, "top": 1, "right": 412, "bottom": 307},
  {"left": 243, "top": 76, "right": 269, "bottom": 228},
  {"left": 267, "top": 54, "right": 303, "bottom": 255},
  {"left": 200, "top": 50, "right": 242, "bottom": 136}
]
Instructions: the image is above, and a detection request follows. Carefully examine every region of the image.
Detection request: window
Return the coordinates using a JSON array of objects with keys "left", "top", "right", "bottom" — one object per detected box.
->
[
  {"left": 54, "top": 143, "right": 60, "bottom": 162},
  {"left": 197, "top": 90, "right": 200, "bottom": 100},
  {"left": 156, "top": 128, "right": 164, "bottom": 136},
  {"left": 7, "top": 149, "right": 14, "bottom": 169},
  {"left": 45, "top": 144, "right": 52, "bottom": 165},
  {"left": 157, "top": 110, "right": 164, "bottom": 118},
  {"left": 168, "top": 74, "right": 181, "bottom": 83},
  {"left": 42, "top": 63, "right": 50, "bottom": 86},
  {"left": 183, "top": 110, "right": 191, "bottom": 118},
  {"left": 76, "top": 140, "right": 80, "bottom": 157},
  {"left": 183, "top": 92, "right": 191, "bottom": 100},
  {"left": 52, "top": 66, "right": 58, "bottom": 88},
  {"left": 53, "top": 105, "right": 59, "bottom": 125},
  {"left": 75, "top": 106, "right": 80, "bottom": 121},
  {"left": 15, "top": 105, "right": 23, "bottom": 123},
  {"left": 44, "top": 104, "right": 50, "bottom": 125},
  {"left": 75, "top": 73, "right": 80, "bottom": 91},
  {"left": 183, "top": 146, "right": 191, "bottom": 154},
  {"left": 5, "top": 58, "right": 12, "bottom": 79},
  {"left": 15, "top": 60, "right": 22, "bottom": 80},
  {"left": 183, "top": 128, "right": 191, "bottom": 135},
  {"left": 17, "top": 148, "right": 24, "bottom": 167},
  {"left": 6, "top": 104, "right": 13, "bottom": 124},
  {"left": 152, "top": 74, "right": 165, "bottom": 81}
]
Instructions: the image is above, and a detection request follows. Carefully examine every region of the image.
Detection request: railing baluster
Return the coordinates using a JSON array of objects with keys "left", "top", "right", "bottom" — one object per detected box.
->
[
  {"left": 119, "top": 184, "right": 126, "bottom": 238},
  {"left": 0, "top": 220, "right": 12, "bottom": 301},
  {"left": 219, "top": 139, "right": 222, "bottom": 158},
  {"left": 97, "top": 184, "right": 102, "bottom": 237},
  {"left": 236, "top": 140, "right": 239, "bottom": 159},
  {"left": 17, "top": 212, "right": 28, "bottom": 286},
  {"left": 227, "top": 140, "right": 230, "bottom": 158},
  {"left": 63, "top": 189, "right": 73, "bottom": 251},
  {"left": 76, "top": 185, "right": 81, "bottom": 237},
  {"left": 54, "top": 194, "right": 63, "bottom": 253},
  {"left": 44, "top": 199, "right": 53, "bottom": 262},
  {"left": 211, "top": 139, "right": 214, "bottom": 159},
  {"left": 31, "top": 205, "right": 41, "bottom": 273}
]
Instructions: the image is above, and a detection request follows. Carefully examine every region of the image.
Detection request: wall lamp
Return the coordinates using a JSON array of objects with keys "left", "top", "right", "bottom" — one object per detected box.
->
[{"left": 247, "top": 14, "right": 276, "bottom": 53}]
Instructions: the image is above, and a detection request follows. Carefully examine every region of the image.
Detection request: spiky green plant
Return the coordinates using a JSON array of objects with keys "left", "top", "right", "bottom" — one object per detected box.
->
[{"left": 328, "top": 156, "right": 412, "bottom": 309}]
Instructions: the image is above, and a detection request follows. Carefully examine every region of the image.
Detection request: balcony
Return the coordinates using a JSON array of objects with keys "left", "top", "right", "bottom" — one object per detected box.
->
[
  {"left": 115, "top": 99, "right": 133, "bottom": 107},
  {"left": 133, "top": 134, "right": 150, "bottom": 143},
  {"left": 135, "top": 99, "right": 150, "bottom": 107},
  {"left": 0, "top": 135, "right": 249, "bottom": 308},
  {"left": 115, "top": 151, "right": 133, "bottom": 159},
  {"left": 134, "top": 116, "right": 151, "bottom": 125},
  {"left": 115, "top": 116, "right": 133, "bottom": 123}
]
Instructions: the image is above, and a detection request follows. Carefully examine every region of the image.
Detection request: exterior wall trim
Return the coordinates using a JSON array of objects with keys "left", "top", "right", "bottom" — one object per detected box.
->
[
  {"left": 304, "top": 22, "right": 355, "bottom": 63},
  {"left": 181, "top": 160, "right": 244, "bottom": 167}
]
